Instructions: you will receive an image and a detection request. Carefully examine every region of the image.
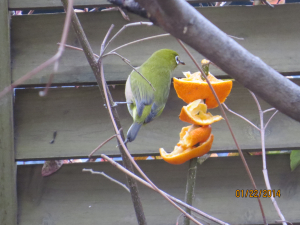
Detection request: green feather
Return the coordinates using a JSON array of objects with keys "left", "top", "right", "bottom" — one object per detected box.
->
[{"left": 125, "top": 49, "right": 183, "bottom": 142}]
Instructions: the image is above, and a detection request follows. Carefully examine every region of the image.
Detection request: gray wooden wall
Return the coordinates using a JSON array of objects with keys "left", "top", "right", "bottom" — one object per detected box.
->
[{"left": 1, "top": 1, "right": 300, "bottom": 224}]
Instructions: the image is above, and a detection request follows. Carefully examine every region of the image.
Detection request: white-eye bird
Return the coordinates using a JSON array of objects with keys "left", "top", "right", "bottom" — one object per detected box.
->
[{"left": 125, "top": 49, "right": 185, "bottom": 143}]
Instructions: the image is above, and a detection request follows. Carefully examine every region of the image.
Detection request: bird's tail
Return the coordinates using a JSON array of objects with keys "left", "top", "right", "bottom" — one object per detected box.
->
[{"left": 126, "top": 122, "right": 142, "bottom": 143}]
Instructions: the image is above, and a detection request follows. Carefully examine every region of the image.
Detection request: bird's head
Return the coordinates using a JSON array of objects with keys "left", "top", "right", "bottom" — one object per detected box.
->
[{"left": 150, "top": 49, "right": 185, "bottom": 70}]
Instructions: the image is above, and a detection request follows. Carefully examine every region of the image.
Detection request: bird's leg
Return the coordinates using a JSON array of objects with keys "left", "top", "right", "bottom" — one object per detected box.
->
[
  {"left": 114, "top": 101, "right": 132, "bottom": 105},
  {"left": 104, "top": 102, "right": 132, "bottom": 108}
]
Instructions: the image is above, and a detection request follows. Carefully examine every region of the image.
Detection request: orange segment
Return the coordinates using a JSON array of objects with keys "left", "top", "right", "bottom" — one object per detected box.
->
[
  {"left": 173, "top": 72, "right": 232, "bottom": 109},
  {"left": 159, "top": 134, "right": 214, "bottom": 165},
  {"left": 178, "top": 125, "right": 211, "bottom": 148},
  {"left": 179, "top": 99, "right": 223, "bottom": 125}
]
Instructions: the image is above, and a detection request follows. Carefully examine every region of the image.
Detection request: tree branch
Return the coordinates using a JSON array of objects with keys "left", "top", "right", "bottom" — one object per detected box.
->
[
  {"left": 111, "top": 0, "right": 300, "bottom": 123},
  {"left": 60, "top": 1, "right": 147, "bottom": 224}
]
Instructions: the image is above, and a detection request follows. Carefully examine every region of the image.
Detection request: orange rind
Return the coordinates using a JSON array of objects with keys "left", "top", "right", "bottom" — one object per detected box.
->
[
  {"left": 178, "top": 125, "right": 211, "bottom": 148},
  {"left": 173, "top": 71, "right": 232, "bottom": 109},
  {"left": 179, "top": 99, "right": 223, "bottom": 125},
  {"left": 159, "top": 134, "right": 214, "bottom": 165}
]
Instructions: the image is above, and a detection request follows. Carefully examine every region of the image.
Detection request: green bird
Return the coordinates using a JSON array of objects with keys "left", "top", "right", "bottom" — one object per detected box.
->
[{"left": 125, "top": 49, "right": 185, "bottom": 143}]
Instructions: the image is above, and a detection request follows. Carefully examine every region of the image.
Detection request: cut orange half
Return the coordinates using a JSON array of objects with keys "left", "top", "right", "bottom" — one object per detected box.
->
[
  {"left": 159, "top": 134, "right": 214, "bottom": 165},
  {"left": 173, "top": 71, "right": 232, "bottom": 109},
  {"left": 179, "top": 99, "right": 223, "bottom": 125}
]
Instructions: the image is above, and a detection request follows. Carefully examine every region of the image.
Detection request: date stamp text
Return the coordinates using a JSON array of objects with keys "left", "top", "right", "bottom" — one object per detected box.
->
[{"left": 236, "top": 189, "right": 281, "bottom": 198}]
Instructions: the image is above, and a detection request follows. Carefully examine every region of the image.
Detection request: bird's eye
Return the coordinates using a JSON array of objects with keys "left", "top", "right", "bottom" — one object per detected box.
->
[
  {"left": 175, "top": 56, "right": 185, "bottom": 65},
  {"left": 175, "top": 56, "right": 180, "bottom": 64}
]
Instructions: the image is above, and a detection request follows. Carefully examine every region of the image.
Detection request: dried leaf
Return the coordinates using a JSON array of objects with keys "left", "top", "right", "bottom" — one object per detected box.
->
[{"left": 42, "top": 160, "right": 64, "bottom": 176}]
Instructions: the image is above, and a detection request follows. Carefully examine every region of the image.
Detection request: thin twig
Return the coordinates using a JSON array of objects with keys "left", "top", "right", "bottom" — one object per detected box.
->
[
  {"left": 82, "top": 168, "right": 130, "bottom": 192},
  {"left": 101, "top": 154, "right": 230, "bottom": 225},
  {"left": 176, "top": 213, "right": 184, "bottom": 225},
  {"left": 100, "top": 24, "right": 115, "bottom": 56},
  {"left": 177, "top": 39, "right": 267, "bottom": 225},
  {"left": 222, "top": 103, "right": 260, "bottom": 131},
  {"left": 104, "top": 52, "right": 156, "bottom": 92},
  {"left": 264, "top": 110, "right": 278, "bottom": 130},
  {"left": 263, "top": 108, "right": 276, "bottom": 114},
  {"left": 102, "top": 22, "right": 153, "bottom": 55},
  {"left": 227, "top": 35, "right": 244, "bottom": 40},
  {"left": 249, "top": 91, "right": 287, "bottom": 225},
  {"left": 60, "top": 43, "right": 156, "bottom": 93},
  {"left": 88, "top": 130, "right": 120, "bottom": 158},
  {"left": 0, "top": 0, "right": 73, "bottom": 99},
  {"left": 39, "top": 73, "right": 54, "bottom": 97},
  {"left": 58, "top": 43, "right": 100, "bottom": 58},
  {"left": 104, "top": 33, "right": 170, "bottom": 56}
]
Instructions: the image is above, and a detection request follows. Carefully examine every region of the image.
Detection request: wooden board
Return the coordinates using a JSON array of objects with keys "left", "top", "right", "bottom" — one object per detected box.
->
[
  {"left": 8, "top": 0, "right": 250, "bottom": 10},
  {"left": 10, "top": 4, "right": 300, "bottom": 86},
  {"left": 0, "top": 0, "right": 18, "bottom": 224},
  {"left": 14, "top": 80, "right": 300, "bottom": 160},
  {"left": 17, "top": 155, "right": 300, "bottom": 225}
]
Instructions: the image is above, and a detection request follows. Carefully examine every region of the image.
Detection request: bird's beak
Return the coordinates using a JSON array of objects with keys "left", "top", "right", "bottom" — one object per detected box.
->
[{"left": 179, "top": 60, "right": 185, "bottom": 65}]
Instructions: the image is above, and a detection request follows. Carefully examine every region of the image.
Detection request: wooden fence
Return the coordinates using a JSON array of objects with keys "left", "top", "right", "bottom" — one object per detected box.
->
[{"left": 1, "top": 1, "right": 300, "bottom": 224}]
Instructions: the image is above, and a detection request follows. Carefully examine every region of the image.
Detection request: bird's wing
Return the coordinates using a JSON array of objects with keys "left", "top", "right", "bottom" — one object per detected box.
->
[
  {"left": 130, "top": 69, "right": 155, "bottom": 117},
  {"left": 144, "top": 102, "right": 165, "bottom": 124}
]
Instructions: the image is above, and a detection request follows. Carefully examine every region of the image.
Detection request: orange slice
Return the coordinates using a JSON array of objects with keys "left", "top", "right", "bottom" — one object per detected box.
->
[
  {"left": 179, "top": 99, "right": 223, "bottom": 125},
  {"left": 159, "top": 134, "right": 214, "bottom": 165},
  {"left": 178, "top": 125, "right": 211, "bottom": 148},
  {"left": 173, "top": 71, "right": 232, "bottom": 109}
]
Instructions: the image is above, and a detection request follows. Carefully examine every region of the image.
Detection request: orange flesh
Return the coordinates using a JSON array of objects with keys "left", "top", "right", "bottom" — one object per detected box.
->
[{"left": 173, "top": 72, "right": 232, "bottom": 109}]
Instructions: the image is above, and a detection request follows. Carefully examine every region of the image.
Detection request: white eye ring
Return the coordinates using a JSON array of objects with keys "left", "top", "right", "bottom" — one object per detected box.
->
[{"left": 175, "top": 56, "right": 180, "bottom": 64}]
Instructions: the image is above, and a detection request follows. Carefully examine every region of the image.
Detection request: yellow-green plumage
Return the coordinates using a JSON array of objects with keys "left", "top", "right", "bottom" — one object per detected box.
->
[{"left": 125, "top": 49, "right": 184, "bottom": 142}]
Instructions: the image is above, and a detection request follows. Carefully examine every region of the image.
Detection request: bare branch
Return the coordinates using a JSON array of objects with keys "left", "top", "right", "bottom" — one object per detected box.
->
[
  {"left": 177, "top": 39, "right": 267, "bottom": 225},
  {"left": 104, "top": 52, "right": 156, "bottom": 92},
  {"left": 264, "top": 110, "right": 278, "bottom": 129},
  {"left": 39, "top": 73, "right": 54, "bottom": 97},
  {"left": 104, "top": 33, "right": 170, "bottom": 56},
  {"left": 0, "top": 57, "right": 53, "bottom": 98},
  {"left": 263, "top": 108, "right": 276, "bottom": 114},
  {"left": 102, "top": 22, "right": 153, "bottom": 55},
  {"left": 58, "top": 43, "right": 100, "bottom": 58},
  {"left": 88, "top": 132, "right": 119, "bottom": 158},
  {"left": 120, "top": 0, "right": 300, "bottom": 123},
  {"left": 83, "top": 168, "right": 130, "bottom": 192},
  {"left": 0, "top": 0, "right": 73, "bottom": 99},
  {"left": 107, "top": 0, "right": 147, "bottom": 18},
  {"left": 222, "top": 103, "right": 260, "bottom": 131},
  {"left": 249, "top": 91, "right": 287, "bottom": 225},
  {"left": 100, "top": 24, "right": 115, "bottom": 56},
  {"left": 184, "top": 158, "right": 198, "bottom": 225},
  {"left": 98, "top": 60, "right": 204, "bottom": 225},
  {"left": 101, "top": 154, "right": 229, "bottom": 225},
  {"left": 60, "top": 1, "right": 147, "bottom": 223}
]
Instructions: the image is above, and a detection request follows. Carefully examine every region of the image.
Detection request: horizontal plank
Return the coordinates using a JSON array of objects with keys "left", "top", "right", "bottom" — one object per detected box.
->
[
  {"left": 11, "top": 4, "right": 300, "bottom": 86},
  {"left": 14, "top": 80, "right": 300, "bottom": 160},
  {"left": 17, "top": 155, "right": 300, "bottom": 225},
  {"left": 8, "top": 0, "right": 249, "bottom": 10}
]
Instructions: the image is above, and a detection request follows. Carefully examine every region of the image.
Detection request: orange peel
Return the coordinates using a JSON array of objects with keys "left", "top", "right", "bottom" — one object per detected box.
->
[
  {"left": 159, "top": 133, "right": 214, "bottom": 165},
  {"left": 173, "top": 71, "right": 232, "bottom": 108},
  {"left": 179, "top": 99, "right": 223, "bottom": 125},
  {"left": 178, "top": 125, "right": 211, "bottom": 148}
]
